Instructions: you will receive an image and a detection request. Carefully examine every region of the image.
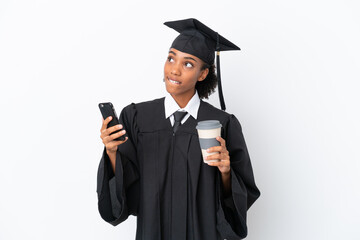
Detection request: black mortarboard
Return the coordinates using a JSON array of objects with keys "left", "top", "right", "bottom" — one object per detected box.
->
[{"left": 164, "top": 18, "right": 240, "bottom": 111}]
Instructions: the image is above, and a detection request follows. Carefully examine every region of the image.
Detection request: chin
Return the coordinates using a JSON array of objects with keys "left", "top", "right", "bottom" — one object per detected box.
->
[
  {"left": 165, "top": 83, "right": 178, "bottom": 95},
  {"left": 165, "top": 88, "right": 177, "bottom": 96}
]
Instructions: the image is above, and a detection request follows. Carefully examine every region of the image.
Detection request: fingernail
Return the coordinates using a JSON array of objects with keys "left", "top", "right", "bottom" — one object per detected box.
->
[
  {"left": 122, "top": 130, "right": 126, "bottom": 134},
  {"left": 109, "top": 116, "right": 112, "bottom": 120},
  {"left": 207, "top": 149, "right": 210, "bottom": 152}
]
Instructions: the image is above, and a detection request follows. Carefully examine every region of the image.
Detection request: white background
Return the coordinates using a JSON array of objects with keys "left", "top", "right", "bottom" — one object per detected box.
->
[{"left": 0, "top": 0, "right": 359, "bottom": 239}]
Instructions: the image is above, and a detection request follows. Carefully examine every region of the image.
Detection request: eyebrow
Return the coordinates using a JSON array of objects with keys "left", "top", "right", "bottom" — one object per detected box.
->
[{"left": 168, "top": 50, "right": 198, "bottom": 62}]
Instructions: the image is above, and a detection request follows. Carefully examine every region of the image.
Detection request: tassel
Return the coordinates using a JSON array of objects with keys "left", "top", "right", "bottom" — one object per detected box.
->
[{"left": 216, "top": 33, "right": 226, "bottom": 111}]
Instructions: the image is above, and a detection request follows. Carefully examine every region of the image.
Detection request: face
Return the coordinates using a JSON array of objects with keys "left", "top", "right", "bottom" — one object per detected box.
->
[{"left": 164, "top": 48, "right": 209, "bottom": 99}]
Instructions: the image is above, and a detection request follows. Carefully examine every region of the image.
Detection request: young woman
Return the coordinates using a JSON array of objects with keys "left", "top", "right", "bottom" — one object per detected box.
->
[{"left": 97, "top": 18, "right": 260, "bottom": 240}]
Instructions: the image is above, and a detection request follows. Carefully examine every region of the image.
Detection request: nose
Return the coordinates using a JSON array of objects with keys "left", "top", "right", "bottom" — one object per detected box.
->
[{"left": 171, "top": 62, "right": 181, "bottom": 76}]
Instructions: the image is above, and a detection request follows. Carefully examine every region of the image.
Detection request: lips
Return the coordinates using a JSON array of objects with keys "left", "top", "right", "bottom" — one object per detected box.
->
[{"left": 167, "top": 77, "right": 181, "bottom": 85}]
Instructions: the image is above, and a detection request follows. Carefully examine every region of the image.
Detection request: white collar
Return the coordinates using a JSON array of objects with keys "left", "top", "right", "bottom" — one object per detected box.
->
[{"left": 164, "top": 91, "right": 200, "bottom": 120}]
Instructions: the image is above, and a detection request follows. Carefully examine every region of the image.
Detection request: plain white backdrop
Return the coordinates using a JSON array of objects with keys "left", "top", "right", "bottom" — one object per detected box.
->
[{"left": 0, "top": 0, "right": 359, "bottom": 239}]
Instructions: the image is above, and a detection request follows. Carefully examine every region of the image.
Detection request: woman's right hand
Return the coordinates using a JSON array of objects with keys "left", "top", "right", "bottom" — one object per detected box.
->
[{"left": 100, "top": 116, "right": 128, "bottom": 155}]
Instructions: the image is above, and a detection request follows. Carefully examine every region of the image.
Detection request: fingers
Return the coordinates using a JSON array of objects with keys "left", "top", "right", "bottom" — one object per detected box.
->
[
  {"left": 105, "top": 137, "right": 128, "bottom": 149},
  {"left": 101, "top": 116, "right": 113, "bottom": 132},
  {"left": 206, "top": 152, "right": 229, "bottom": 161},
  {"left": 207, "top": 146, "right": 222, "bottom": 153},
  {"left": 205, "top": 137, "right": 230, "bottom": 172},
  {"left": 207, "top": 146, "right": 229, "bottom": 156},
  {"left": 216, "top": 136, "right": 226, "bottom": 147},
  {"left": 206, "top": 154, "right": 230, "bottom": 168},
  {"left": 107, "top": 124, "right": 124, "bottom": 136},
  {"left": 100, "top": 124, "right": 123, "bottom": 139},
  {"left": 206, "top": 138, "right": 230, "bottom": 165},
  {"left": 110, "top": 129, "right": 127, "bottom": 141},
  {"left": 100, "top": 117, "right": 128, "bottom": 153},
  {"left": 207, "top": 159, "right": 230, "bottom": 168},
  {"left": 206, "top": 152, "right": 220, "bottom": 161},
  {"left": 102, "top": 129, "right": 126, "bottom": 144}
]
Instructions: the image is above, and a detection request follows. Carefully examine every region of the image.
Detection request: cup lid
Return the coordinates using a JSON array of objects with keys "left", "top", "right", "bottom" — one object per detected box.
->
[{"left": 196, "top": 120, "right": 222, "bottom": 130}]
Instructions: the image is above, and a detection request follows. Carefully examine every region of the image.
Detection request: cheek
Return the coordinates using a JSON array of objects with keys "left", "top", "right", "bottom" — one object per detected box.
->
[
  {"left": 164, "top": 60, "right": 172, "bottom": 70},
  {"left": 187, "top": 69, "right": 202, "bottom": 82},
  {"left": 164, "top": 63, "right": 168, "bottom": 74},
  {"left": 183, "top": 73, "right": 199, "bottom": 86}
]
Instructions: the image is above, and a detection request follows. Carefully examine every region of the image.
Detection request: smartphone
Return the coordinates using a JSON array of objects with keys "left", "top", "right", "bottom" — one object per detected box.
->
[{"left": 98, "top": 102, "right": 126, "bottom": 141}]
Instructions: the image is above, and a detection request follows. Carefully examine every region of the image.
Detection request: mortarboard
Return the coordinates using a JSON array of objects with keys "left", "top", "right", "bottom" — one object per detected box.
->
[{"left": 164, "top": 18, "right": 240, "bottom": 111}]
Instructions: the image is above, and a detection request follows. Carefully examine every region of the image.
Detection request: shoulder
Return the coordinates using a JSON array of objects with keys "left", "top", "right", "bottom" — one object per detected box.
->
[
  {"left": 200, "top": 100, "right": 229, "bottom": 116},
  {"left": 199, "top": 100, "right": 242, "bottom": 130},
  {"left": 122, "top": 97, "right": 165, "bottom": 115},
  {"left": 120, "top": 98, "right": 166, "bottom": 131},
  {"left": 134, "top": 97, "right": 164, "bottom": 108},
  {"left": 199, "top": 100, "right": 236, "bottom": 121}
]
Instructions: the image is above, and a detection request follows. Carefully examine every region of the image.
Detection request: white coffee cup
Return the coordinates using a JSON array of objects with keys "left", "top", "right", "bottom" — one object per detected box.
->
[{"left": 196, "top": 120, "right": 222, "bottom": 163}]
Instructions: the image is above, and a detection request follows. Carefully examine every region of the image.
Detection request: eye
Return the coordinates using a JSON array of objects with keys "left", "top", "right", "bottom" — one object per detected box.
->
[
  {"left": 185, "top": 62, "right": 193, "bottom": 68},
  {"left": 167, "top": 56, "right": 174, "bottom": 63}
]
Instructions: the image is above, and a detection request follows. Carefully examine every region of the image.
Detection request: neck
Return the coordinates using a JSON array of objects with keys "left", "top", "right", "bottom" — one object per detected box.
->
[{"left": 171, "top": 90, "right": 195, "bottom": 108}]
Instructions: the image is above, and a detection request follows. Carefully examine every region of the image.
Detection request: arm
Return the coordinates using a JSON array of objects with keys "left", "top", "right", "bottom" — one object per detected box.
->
[
  {"left": 206, "top": 136, "right": 232, "bottom": 197},
  {"left": 221, "top": 171, "right": 231, "bottom": 197},
  {"left": 207, "top": 115, "right": 261, "bottom": 239},
  {"left": 107, "top": 150, "right": 116, "bottom": 173},
  {"left": 97, "top": 104, "right": 140, "bottom": 226}
]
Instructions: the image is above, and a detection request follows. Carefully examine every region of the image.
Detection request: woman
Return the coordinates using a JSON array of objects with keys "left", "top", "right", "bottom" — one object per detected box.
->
[{"left": 97, "top": 18, "right": 260, "bottom": 240}]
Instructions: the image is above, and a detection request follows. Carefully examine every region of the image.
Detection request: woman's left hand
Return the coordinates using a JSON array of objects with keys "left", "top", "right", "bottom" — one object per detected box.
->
[{"left": 206, "top": 136, "right": 230, "bottom": 174}]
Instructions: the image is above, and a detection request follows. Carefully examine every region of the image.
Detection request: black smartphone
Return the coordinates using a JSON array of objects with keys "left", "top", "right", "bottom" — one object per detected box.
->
[{"left": 98, "top": 102, "right": 126, "bottom": 141}]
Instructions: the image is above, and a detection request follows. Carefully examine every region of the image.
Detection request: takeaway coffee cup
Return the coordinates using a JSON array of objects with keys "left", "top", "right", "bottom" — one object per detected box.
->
[{"left": 196, "top": 120, "right": 222, "bottom": 163}]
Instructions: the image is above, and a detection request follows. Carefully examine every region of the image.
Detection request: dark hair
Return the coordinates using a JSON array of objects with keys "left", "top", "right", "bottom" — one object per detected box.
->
[{"left": 195, "top": 63, "right": 217, "bottom": 99}]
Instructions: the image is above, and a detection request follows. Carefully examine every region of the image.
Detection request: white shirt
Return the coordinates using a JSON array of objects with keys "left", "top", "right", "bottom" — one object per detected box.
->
[{"left": 164, "top": 91, "right": 200, "bottom": 126}]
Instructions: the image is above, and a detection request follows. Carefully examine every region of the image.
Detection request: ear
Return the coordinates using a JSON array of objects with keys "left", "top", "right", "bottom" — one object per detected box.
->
[{"left": 198, "top": 68, "right": 209, "bottom": 82}]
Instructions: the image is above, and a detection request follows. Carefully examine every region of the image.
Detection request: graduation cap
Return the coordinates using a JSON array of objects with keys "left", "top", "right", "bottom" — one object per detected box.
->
[{"left": 164, "top": 18, "right": 240, "bottom": 111}]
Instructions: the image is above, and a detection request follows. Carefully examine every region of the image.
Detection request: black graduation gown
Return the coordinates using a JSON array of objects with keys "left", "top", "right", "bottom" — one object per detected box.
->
[{"left": 97, "top": 98, "right": 260, "bottom": 240}]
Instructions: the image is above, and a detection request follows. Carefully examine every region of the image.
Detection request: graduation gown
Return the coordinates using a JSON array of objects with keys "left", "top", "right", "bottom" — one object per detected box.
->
[{"left": 97, "top": 97, "right": 260, "bottom": 240}]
